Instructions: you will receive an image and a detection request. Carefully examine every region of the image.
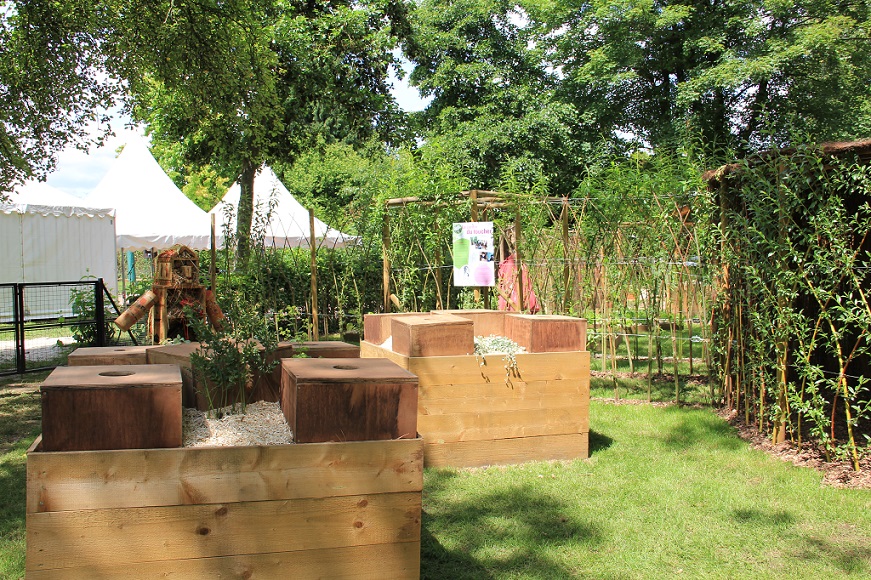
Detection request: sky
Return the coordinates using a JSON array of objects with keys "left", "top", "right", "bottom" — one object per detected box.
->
[{"left": 42, "top": 66, "right": 431, "bottom": 199}]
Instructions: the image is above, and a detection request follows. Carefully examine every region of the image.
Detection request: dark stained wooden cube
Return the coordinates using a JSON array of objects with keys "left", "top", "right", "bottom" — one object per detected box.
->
[
  {"left": 363, "top": 312, "right": 433, "bottom": 345},
  {"left": 281, "top": 358, "right": 418, "bottom": 443},
  {"left": 391, "top": 314, "right": 475, "bottom": 357},
  {"left": 505, "top": 314, "right": 588, "bottom": 353},
  {"left": 255, "top": 340, "right": 361, "bottom": 403},
  {"left": 431, "top": 309, "right": 506, "bottom": 337},
  {"left": 67, "top": 345, "right": 154, "bottom": 366},
  {"left": 146, "top": 342, "right": 204, "bottom": 408},
  {"left": 40, "top": 365, "right": 182, "bottom": 452}
]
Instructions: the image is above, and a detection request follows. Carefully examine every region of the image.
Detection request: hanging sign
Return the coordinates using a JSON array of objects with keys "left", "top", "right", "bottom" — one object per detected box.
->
[{"left": 452, "top": 222, "right": 495, "bottom": 287}]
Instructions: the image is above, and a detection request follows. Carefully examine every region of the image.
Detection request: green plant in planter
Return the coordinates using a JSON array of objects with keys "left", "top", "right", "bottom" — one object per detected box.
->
[{"left": 185, "top": 301, "right": 277, "bottom": 415}]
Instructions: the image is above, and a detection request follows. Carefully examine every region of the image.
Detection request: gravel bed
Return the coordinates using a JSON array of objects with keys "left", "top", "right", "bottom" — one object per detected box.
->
[{"left": 183, "top": 400, "right": 293, "bottom": 447}]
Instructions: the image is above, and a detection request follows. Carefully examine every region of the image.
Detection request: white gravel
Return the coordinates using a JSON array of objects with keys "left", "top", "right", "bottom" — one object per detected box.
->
[{"left": 183, "top": 400, "right": 294, "bottom": 447}]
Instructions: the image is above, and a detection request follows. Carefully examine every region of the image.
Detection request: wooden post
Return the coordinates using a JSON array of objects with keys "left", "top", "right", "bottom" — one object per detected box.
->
[
  {"left": 382, "top": 210, "right": 391, "bottom": 313},
  {"left": 515, "top": 208, "right": 524, "bottom": 312},
  {"left": 309, "top": 208, "right": 319, "bottom": 341},
  {"left": 210, "top": 213, "right": 217, "bottom": 291},
  {"left": 434, "top": 207, "right": 443, "bottom": 310}
]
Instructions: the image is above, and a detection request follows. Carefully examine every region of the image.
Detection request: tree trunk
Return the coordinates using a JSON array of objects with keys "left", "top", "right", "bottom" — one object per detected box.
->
[{"left": 236, "top": 160, "right": 257, "bottom": 263}]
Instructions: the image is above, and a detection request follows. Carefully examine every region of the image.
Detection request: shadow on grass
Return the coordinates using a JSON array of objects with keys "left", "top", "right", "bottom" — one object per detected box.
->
[
  {"left": 799, "top": 535, "right": 871, "bottom": 575},
  {"left": 660, "top": 406, "right": 745, "bottom": 451},
  {"left": 732, "top": 507, "right": 796, "bottom": 526},
  {"left": 422, "top": 470, "right": 604, "bottom": 578},
  {"left": 589, "top": 429, "right": 614, "bottom": 454}
]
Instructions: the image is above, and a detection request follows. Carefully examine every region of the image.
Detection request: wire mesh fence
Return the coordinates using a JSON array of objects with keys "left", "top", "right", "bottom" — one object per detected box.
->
[{"left": 0, "top": 280, "right": 132, "bottom": 375}]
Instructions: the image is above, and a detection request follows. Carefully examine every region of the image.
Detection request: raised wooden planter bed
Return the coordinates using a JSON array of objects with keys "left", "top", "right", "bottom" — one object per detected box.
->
[
  {"left": 361, "top": 341, "right": 590, "bottom": 468},
  {"left": 26, "top": 436, "right": 423, "bottom": 578}
]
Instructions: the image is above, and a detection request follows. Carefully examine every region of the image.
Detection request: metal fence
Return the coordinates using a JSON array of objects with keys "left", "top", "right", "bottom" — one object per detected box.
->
[{"left": 0, "top": 279, "right": 137, "bottom": 376}]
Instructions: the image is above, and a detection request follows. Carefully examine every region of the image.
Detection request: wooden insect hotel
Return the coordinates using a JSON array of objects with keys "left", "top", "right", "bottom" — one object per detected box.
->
[{"left": 115, "top": 244, "right": 224, "bottom": 343}]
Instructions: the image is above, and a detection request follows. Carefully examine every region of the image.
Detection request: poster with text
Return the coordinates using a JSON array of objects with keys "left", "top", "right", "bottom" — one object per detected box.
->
[{"left": 452, "top": 222, "right": 495, "bottom": 286}]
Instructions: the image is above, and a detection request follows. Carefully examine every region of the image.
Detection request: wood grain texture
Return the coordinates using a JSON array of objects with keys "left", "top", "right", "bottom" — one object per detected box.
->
[
  {"left": 423, "top": 433, "right": 589, "bottom": 468},
  {"left": 26, "top": 438, "right": 424, "bottom": 578},
  {"left": 281, "top": 358, "right": 419, "bottom": 443},
  {"left": 430, "top": 309, "right": 506, "bottom": 337},
  {"left": 361, "top": 343, "right": 591, "bottom": 467},
  {"left": 390, "top": 314, "right": 475, "bottom": 357},
  {"left": 363, "top": 312, "right": 433, "bottom": 345},
  {"left": 505, "top": 314, "right": 588, "bottom": 352},
  {"left": 40, "top": 365, "right": 182, "bottom": 452},
  {"left": 27, "top": 437, "right": 423, "bottom": 513},
  {"left": 418, "top": 406, "right": 588, "bottom": 442},
  {"left": 25, "top": 542, "right": 421, "bottom": 580},
  {"left": 66, "top": 345, "right": 154, "bottom": 366},
  {"left": 26, "top": 492, "right": 421, "bottom": 572}
]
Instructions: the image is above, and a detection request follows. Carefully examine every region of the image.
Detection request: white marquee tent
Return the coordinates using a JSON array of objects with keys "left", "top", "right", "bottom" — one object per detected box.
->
[
  {"left": 86, "top": 139, "right": 216, "bottom": 250},
  {"left": 210, "top": 166, "right": 358, "bottom": 250},
  {"left": 0, "top": 201, "right": 117, "bottom": 320},
  {"left": 8, "top": 180, "right": 85, "bottom": 207}
]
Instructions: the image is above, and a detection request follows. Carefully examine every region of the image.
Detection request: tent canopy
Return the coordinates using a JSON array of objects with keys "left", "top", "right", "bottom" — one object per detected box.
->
[
  {"left": 10, "top": 180, "right": 88, "bottom": 207},
  {"left": 86, "top": 139, "right": 216, "bottom": 250},
  {"left": 210, "top": 166, "right": 358, "bottom": 250},
  {"left": 1, "top": 202, "right": 118, "bottom": 318}
]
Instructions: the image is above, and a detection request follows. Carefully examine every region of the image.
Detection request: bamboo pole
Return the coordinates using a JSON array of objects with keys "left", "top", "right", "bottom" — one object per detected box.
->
[
  {"left": 309, "top": 208, "right": 319, "bottom": 341},
  {"left": 382, "top": 211, "right": 390, "bottom": 313},
  {"left": 515, "top": 208, "right": 524, "bottom": 312},
  {"left": 561, "top": 198, "right": 571, "bottom": 313}
]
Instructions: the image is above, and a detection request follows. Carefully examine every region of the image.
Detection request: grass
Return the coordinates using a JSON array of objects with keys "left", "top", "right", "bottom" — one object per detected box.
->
[
  {"left": 1, "top": 376, "right": 868, "bottom": 579},
  {"left": 0, "top": 373, "right": 43, "bottom": 579},
  {"left": 421, "top": 402, "right": 871, "bottom": 579}
]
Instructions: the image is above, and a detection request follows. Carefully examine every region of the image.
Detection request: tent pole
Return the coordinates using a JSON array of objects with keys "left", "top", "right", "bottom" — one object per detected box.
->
[
  {"left": 120, "top": 247, "right": 127, "bottom": 302},
  {"left": 309, "top": 208, "right": 319, "bottom": 341},
  {"left": 210, "top": 213, "right": 217, "bottom": 291}
]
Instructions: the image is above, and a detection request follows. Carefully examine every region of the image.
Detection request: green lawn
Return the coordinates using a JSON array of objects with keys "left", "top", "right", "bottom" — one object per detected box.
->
[
  {"left": 421, "top": 402, "right": 871, "bottom": 579},
  {"left": 1, "top": 380, "right": 868, "bottom": 579},
  {"left": 0, "top": 386, "right": 41, "bottom": 579}
]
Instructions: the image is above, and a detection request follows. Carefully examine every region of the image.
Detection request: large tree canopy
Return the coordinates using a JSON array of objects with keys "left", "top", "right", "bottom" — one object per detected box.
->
[
  {"left": 404, "top": 0, "right": 589, "bottom": 196},
  {"left": 549, "top": 0, "right": 871, "bottom": 154},
  {"left": 0, "top": 1, "right": 118, "bottom": 196},
  {"left": 106, "top": 0, "right": 409, "bottom": 257}
]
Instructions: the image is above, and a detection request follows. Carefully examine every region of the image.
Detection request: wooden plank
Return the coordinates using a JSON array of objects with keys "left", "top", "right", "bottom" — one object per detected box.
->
[
  {"left": 424, "top": 432, "right": 589, "bottom": 468},
  {"left": 419, "top": 388, "right": 588, "bottom": 416},
  {"left": 26, "top": 492, "right": 421, "bottom": 572},
  {"left": 407, "top": 351, "right": 589, "bottom": 385},
  {"left": 26, "top": 542, "right": 421, "bottom": 580},
  {"left": 27, "top": 438, "right": 423, "bottom": 513},
  {"left": 360, "top": 341, "right": 411, "bottom": 368},
  {"left": 417, "top": 406, "right": 587, "bottom": 442},
  {"left": 418, "top": 378, "right": 587, "bottom": 401},
  {"left": 362, "top": 342, "right": 590, "bottom": 385}
]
